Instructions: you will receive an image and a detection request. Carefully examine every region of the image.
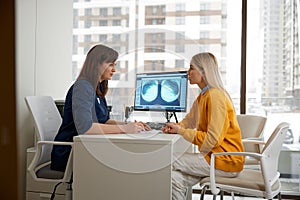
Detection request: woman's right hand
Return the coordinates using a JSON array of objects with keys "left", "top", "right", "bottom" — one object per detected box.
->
[{"left": 122, "top": 122, "right": 145, "bottom": 133}]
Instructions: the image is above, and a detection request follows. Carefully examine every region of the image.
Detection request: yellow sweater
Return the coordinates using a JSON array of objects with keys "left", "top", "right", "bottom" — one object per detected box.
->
[{"left": 178, "top": 87, "right": 244, "bottom": 172}]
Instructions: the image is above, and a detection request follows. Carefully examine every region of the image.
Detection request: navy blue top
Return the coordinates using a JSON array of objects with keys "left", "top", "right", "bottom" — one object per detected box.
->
[{"left": 51, "top": 80, "right": 110, "bottom": 171}]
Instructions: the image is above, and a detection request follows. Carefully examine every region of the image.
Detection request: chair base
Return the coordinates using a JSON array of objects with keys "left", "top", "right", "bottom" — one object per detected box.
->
[{"left": 196, "top": 187, "right": 282, "bottom": 200}]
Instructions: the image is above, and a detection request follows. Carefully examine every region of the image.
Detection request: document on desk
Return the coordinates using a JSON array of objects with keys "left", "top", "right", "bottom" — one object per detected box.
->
[
  {"left": 126, "top": 129, "right": 164, "bottom": 139},
  {"left": 140, "top": 129, "right": 163, "bottom": 134}
]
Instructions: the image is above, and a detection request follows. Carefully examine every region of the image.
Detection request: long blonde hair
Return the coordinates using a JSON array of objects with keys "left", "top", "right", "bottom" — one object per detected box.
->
[{"left": 191, "top": 52, "right": 232, "bottom": 102}]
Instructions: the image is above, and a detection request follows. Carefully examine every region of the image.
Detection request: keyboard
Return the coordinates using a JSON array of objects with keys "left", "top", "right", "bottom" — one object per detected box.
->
[{"left": 146, "top": 122, "right": 166, "bottom": 130}]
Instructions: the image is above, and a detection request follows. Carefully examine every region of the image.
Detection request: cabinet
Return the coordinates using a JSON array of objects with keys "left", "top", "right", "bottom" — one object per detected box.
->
[{"left": 73, "top": 133, "right": 190, "bottom": 200}]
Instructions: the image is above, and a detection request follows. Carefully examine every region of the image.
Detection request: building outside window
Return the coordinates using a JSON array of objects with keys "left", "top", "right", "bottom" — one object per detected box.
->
[
  {"left": 113, "top": 7, "right": 121, "bottom": 16},
  {"left": 176, "top": 32, "right": 185, "bottom": 40},
  {"left": 175, "top": 59, "right": 185, "bottom": 68},
  {"left": 200, "top": 16, "right": 209, "bottom": 24},
  {"left": 200, "top": 31, "right": 210, "bottom": 39},
  {"left": 175, "top": 44, "right": 184, "bottom": 53},
  {"left": 100, "top": 8, "right": 107, "bottom": 16},
  {"left": 112, "top": 20, "right": 121, "bottom": 26},
  {"left": 175, "top": 3, "right": 185, "bottom": 11},
  {"left": 99, "top": 20, "right": 107, "bottom": 26}
]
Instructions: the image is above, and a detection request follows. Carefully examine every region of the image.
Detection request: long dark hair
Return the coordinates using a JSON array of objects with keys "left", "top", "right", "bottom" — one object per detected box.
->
[{"left": 77, "top": 44, "right": 118, "bottom": 97}]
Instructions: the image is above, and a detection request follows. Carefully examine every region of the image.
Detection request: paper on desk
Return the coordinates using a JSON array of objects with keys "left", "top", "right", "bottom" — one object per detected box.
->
[{"left": 140, "top": 129, "right": 163, "bottom": 135}]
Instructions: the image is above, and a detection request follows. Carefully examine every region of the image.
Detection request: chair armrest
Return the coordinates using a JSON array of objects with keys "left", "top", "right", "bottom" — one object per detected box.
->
[
  {"left": 37, "top": 140, "right": 73, "bottom": 146},
  {"left": 28, "top": 140, "right": 73, "bottom": 181},
  {"left": 242, "top": 138, "right": 266, "bottom": 145},
  {"left": 209, "top": 151, "right": 263, "bottom": 195},
  {"left": 212, "top": 151, "right": 263, "bottom": 158}
]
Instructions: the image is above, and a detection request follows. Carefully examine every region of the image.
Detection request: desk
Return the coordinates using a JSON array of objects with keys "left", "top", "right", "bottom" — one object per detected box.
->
[
  {"left": 73, "top": 133, "right": 191, "bottom": 200},
  {"left": 279, "top": 144, "right": 300, "bottom": 177}
]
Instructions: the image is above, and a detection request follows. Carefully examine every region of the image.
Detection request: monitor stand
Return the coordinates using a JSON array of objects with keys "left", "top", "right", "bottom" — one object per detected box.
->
[{"left": 165, "top": 111, "right": 178, "bottom": 123}]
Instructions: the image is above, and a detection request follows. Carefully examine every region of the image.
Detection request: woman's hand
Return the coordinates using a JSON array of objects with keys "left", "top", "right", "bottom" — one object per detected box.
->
[
  {"left": 122, "top": 122, "right": 145, "bottom": 133},
  {"left": 161, "top": 122, "right": 180, "bottom": 134},
  {"left": 134, "top": 121, "right": 151, "bottom": 131}
]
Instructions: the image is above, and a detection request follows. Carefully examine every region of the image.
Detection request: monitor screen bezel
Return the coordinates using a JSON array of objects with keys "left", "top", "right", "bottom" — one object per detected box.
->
[{"left": 133, "top": 70, "right": 188, "bottom": 112}]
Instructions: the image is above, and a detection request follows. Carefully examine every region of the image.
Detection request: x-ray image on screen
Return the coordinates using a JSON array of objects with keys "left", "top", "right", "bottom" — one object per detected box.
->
[
  {"left": 140, "top": 79, "right": 180, "bottom": 106},
  {"left": 161, "top": 79, "right": 180, "bottom": 103},
  {"left": 141, "top": 80, "right": 159, "bottom": 102},
  {"left": 134, "top": 71, "right": 188, "bottom": 112}
]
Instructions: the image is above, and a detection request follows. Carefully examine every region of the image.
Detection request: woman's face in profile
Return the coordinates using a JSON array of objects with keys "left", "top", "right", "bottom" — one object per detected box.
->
[
  {"left": 188, "top": 64, "right": 202, "bottom": 84},
  {"left": 99, "top": 62, "right": 116, "bottom": 81},
  {"left": 188, "top": 63, "right": 207, "bottom": 89}
]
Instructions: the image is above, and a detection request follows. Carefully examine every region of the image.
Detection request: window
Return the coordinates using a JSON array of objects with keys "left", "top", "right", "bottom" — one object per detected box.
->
[
  {"left": 73, "top": 9, "right": 78, "bottom": 28},
  {"left": 247, "top": 0, "right": 300, "bottom": 195},
  {"left": 85, "top": 8, "right": 92, "bottom": 16},
  {"left": 175, "top": 44, "right": 184, "bottom": 53},
  {"left": 84, "top": 46, "right": 90, "bottom": 54},
  {"left": 199, "top": 44, "right": 209, "bottom": 52},
  {"left": 145, "top": 32, "right": 165, "bottom": 43},
  {"left": 72, "top": 1, "right": 300, "bottom": 196},
  {"left": 73, "top": 35, "right": 78, "bottom": 54},
  {"left": 175, "top": 59, "right": 185, "bottom": 68},
  {"left": 99, "top": 34, "right": 107, "bottom": 42},
  {"left": 176, "top": 32, "right": 185, "bottom": 40},
  {"left": 200, "top": 16, "right": 209, "bottom": 24},
  {"left": 200, "top": 3, "right": 210, "bottom": 11},
  {"left": 112, "top": 20, "right": 121, "bottom": 26},
  {"left": 175, "top": 3, "right": 185, "bottom": 11},
  {"left": 99, "top": 20, "right": 107, "bottom": 26},
  {"left": 85, "top": 20, "right": 91, "bottom": 28},
  {"left": 112, "top": 34, "right": 121, "bottom": 42},
  {"left": 113, "top": 7, "right": 121, "bottom": 16},
  {"left": 144, "top": 60, "right": 165, "bottom": 71},
  {"left": 73, "top": 0, "right": 235, "bottom": 116},
  {"left": 175, "top": 16, "right": 185, "bottom": 25},
  {"left": 84, "top": 35, "right": 91, "bottom": 42},
  {"left": 162, "top": 5, "right": 166, "bottom": 15},
  {"left": 152, "top": 6, "right": 158, "bottom": 15},
  {"left": 100, "top": 8, "right": 107, "bottom": 16},
  {"left": 200, "top": 31, "right": 209, "bottom": 39}
]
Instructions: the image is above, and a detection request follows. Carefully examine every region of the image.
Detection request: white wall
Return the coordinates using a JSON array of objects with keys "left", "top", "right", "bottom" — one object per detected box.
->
[{"left": 16, "top": 0, "right": 73, "bottom": 198}]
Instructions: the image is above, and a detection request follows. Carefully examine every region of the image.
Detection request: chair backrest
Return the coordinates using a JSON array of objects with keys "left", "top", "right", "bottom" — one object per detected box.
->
[
  {"left": 237, "top": 114, "right": 267, "bottom": 152},
  {"left": 260, "top": 122, "right": 289, "bottom": 192},
  {"left": 25, "top": 96, "right": 62, "bottom": 165}
]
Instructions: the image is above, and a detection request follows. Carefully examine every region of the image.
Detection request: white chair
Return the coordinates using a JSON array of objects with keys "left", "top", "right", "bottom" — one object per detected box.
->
[
  {"left": 237, "top": 114, "right": 267, "bottom": 166},
  {"left": 199, "top": 122, "right": 289, "bottom": 200},
  {"left": 193, "top": 114, "right": 267, "bottom": 197},
  {"left": 237, "top": 114, "right": 267, "bottom": 152},
  {"left": 25, "top": 96, "right": 73, "bottom": 200}
]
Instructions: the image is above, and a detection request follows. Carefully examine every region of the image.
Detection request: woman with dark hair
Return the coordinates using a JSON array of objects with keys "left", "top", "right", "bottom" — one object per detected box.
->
[
  {"left": 51, "top": 44, "right": 150, "bottom": 172},
  {"left": 162, "top": 52, "right": 244, "bottom": 200}
]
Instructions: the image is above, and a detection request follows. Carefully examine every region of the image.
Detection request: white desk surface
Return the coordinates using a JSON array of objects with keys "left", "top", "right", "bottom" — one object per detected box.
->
[{"left": 74, "top": 131, "right": 182, "bottom": 144}]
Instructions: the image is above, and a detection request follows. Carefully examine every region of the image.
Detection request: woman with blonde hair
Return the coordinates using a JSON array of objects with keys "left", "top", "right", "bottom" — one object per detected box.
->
[{"left": 162, "top": 52, "right": 244, "bottom": 200}]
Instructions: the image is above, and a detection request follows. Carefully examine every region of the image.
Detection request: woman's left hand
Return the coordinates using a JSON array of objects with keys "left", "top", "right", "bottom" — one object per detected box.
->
[{"left": 161, "top": 122, "right": 180, "bottom": 134}]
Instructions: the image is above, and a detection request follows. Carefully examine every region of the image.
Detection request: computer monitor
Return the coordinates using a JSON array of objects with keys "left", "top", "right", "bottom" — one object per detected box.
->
[{"left": 134, "top": 71, "right": 188, "bottom": 114}]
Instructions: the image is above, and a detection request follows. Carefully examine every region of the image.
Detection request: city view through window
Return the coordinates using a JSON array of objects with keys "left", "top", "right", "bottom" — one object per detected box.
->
[{"left": 73, "top": 0, "right": 300, "bottom": 194}]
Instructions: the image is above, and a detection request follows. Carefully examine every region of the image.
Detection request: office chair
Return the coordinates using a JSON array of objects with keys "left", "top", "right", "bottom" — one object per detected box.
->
[
  {"left": 199, "top": 122, "right": 289, "bottom": 200},
  {"left": 25, "top": 96, "right": 73, "bottom": 200},
  {"left": 237, "top": 114, "right": 267, "bottom": 166},
  {"left": 192, "top": 114, "right": 267, "bottom": 197}
]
